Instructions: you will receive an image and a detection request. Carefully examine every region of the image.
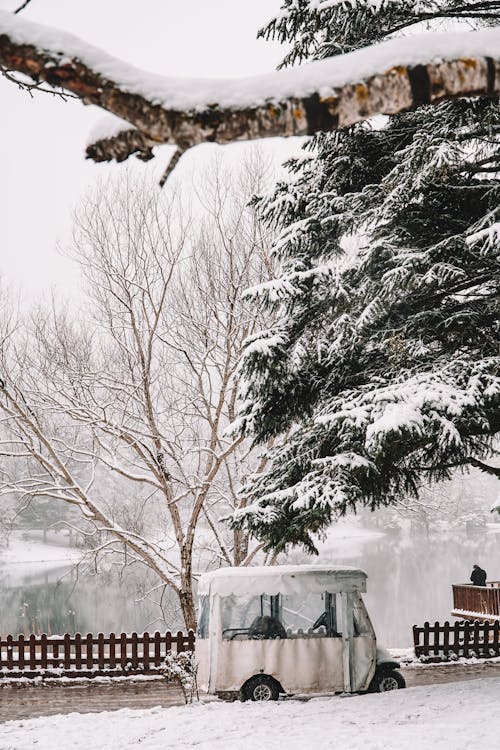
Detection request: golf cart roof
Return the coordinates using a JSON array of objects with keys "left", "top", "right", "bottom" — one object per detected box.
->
[{"left": 197, "top": 564, "right": 367, "bottom": 597}]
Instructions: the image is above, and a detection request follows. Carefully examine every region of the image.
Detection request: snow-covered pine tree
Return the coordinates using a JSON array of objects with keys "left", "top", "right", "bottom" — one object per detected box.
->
[{"left": 231, "top": 0, "right": 500, "bottom": 552}]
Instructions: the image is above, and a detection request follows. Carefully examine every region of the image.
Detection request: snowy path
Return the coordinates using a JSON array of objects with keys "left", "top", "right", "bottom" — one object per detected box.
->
[
  {"left": 2, "top": 677, "right": 500, "bottom": 750},
  {"left": 0, "top": 679, "right": 183, "bottom": 723},
  {"left": 2, "top": 661, "right": 500, "bottom": 723}
]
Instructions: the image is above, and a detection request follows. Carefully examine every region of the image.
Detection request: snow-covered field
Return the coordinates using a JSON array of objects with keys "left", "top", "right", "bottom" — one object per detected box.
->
[{"left": 2, "top": 678, "right": 499, "bottom": 750}]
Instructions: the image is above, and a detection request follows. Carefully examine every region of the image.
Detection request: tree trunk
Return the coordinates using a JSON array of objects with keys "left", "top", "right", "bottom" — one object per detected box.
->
[
  {"left": 179, "top": 548, "right": 197, "bottom": 632},
  {"left": 233, "top": 528, "right": 249, "bottom": 566}
]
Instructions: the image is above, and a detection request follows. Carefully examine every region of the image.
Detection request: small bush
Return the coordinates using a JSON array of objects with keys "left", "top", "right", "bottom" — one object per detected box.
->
[{"left": 162, "top": 651, "right": 198, "bottom": 704}]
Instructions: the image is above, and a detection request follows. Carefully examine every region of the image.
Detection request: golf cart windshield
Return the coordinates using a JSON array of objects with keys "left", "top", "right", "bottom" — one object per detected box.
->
[
  {"left": 197, "top": 564, "right": 369, "bottom": 641},
  {"left": 220, "top": 591, "right": 342, "bottom": 640}
]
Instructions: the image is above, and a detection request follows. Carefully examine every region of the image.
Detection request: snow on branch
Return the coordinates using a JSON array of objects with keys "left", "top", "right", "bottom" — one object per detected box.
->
[{"left": 0, "top": 10, "right": 499, "bottom": 166}]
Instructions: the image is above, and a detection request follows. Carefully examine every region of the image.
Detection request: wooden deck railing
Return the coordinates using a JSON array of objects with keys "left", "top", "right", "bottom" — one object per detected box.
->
[
  {"left": 413, "top": 620, "right": 500, "bottom": 660},
  {"left": 0, "top": 630, "right": 195, "bottom": 678},
  {"left": 452, "top": 583, "right": 500, "bottom": 620}
]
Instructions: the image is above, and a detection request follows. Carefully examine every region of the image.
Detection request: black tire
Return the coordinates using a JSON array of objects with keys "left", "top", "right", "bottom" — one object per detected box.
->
[
  {"left": 243, "top": 674, "right": 280, "bottom": 701},
  {"left": 373, "top": 669, "right": 406, "bottom": 692}
]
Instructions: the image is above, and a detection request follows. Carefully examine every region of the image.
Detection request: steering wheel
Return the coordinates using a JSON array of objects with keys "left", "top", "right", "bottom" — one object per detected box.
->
[{"left": 312, "top": 611, "right": 327, "bottom": 630}]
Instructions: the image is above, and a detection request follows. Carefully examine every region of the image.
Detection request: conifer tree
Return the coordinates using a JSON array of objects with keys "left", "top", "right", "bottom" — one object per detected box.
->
[{"left": 231, "top": 0, "right": 500, "bottom": 552}]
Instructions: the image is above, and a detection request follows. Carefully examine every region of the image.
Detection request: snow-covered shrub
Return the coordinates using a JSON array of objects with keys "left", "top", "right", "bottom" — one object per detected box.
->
[{"left": 162, "top": 651, "right": 198, "bottom": 704}]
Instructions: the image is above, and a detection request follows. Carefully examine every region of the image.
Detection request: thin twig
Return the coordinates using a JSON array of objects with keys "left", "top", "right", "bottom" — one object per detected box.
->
[{"left": 14, "top": 0, "right": 33, "bottom": 14}]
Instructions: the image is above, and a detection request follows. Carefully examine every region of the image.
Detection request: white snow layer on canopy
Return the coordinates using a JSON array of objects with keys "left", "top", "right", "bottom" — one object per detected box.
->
[
  {"left": 276, "top": 0, "right": 387, "bottom": 18},
  {"left": 316, "top": 368, "right": 488, "bottom": 454},
  {"left": 197, "top": 564, "right": 367, "bottom": 597},
  {"left": 365, "top": 403, "right": 425, "bottom": 445},
  {"left": 1, "top": 11, "right": 500, "bottom": 111}
]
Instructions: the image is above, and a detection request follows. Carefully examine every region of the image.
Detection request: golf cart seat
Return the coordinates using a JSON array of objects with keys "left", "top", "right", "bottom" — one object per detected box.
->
[{"left": 248, "top": 615, "right": 287, "bottom": 640}]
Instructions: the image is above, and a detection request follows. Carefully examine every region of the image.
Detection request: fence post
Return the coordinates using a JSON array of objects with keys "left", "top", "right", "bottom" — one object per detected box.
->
[
  {"left": 51, "top": 638, "right": 59, "bottom": 668},
  {"left": 120, "top": 633, "right": 127, "bottom": 670},
  {"left": 143, "top": 632, "right": 150, "bottom": 672},
  {"left": 18, "top": 634, "right": 25, "bottom": 670},
  {"left": 6, "top": 635, "right": 13, "bottom": 670},
  {"left": 86, "top": 633, "right": 93, "bottom": 670},
  {"left": 75, "top": 633, "right": 82, "bottom": 670},
  {"left": 176, "top": 630, "right": 185, "bottom": 653},
  {"left": 473, "top": 620, "right": 481, "bottom": 656},
  {"left": 109, "top": 632, "right": 116, "bottom": 670},
  {"left": 97, "top": 633, "right": 105, "bottom": 670},
  {"left": 131, "top": 632, "right": 138, "bottom": 669},
  {"left": 64, "top": 633, "right": 71, "bottom": 670},
  {"left": 412, "top": 625, "right": 420, "bottom": 656},
  {"left": 413, "top": 625, "right": 423, "bottom": 656},
  {"left": 494, "top": 621, "right": 500, "bottom": 655},
  {"left": 442, "top": 621, "right": 450, "bottom": 657},
  {"left": 165, "top": 631, "right": 172, "bottom": 656},
  {"left": 188, "top": 630, "right": 196, "bottom": 651},
  {"left": 40, "top": 634, "right": 47, "bottom": 670},
  {"left": 482, "top": 622, "right": 490, "bottom": 657},
  {"left": 29, "top": 634, "right": 36, "bottom": 670},
  {"left": 154, "top": 631, "right": 161, "bottom": 666},
  {"left": 433, "top": 621, "right": 440, "bottom": 658},
  {"left": 463, "top": 621, "right": 470, "bottom": 657},
  {"left": 453, "top": 621, "right": 461, "bottom": 656},
  {"left": 423, "top": 622, "right": 430, "bottom": 656}
]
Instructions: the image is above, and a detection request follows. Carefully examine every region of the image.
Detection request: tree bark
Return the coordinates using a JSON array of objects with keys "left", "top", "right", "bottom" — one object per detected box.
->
[
  {"left": 0, "top": 13, "right": 498, "bottom": 165},
  {"left": 180, "top": 547, "right": 196, "bottom": 632}
]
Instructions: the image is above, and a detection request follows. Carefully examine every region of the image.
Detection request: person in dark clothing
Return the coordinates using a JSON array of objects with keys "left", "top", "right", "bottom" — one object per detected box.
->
[{"left": 470, "top": 564, "right": 487, "bottom": 587}]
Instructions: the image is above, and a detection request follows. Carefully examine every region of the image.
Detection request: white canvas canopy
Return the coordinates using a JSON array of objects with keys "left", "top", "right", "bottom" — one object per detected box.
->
[{"left": 197, "top": 564, "right": 367, "bottom": 598}]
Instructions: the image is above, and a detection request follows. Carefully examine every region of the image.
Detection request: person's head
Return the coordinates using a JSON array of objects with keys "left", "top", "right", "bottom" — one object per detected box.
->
[{"left": 473, "top": 565, "right": 479, "bottom": 570}]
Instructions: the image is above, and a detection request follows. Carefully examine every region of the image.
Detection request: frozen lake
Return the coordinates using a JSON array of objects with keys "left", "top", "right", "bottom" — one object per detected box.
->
[
  {"left": 2, "top": 519, "right": 500, "bottom": 647},
  {"left": 309, "top": 520, "right": 500, "bottom": 647}
]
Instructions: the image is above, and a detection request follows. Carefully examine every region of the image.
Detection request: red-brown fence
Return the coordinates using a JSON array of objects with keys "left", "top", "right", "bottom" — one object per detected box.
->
[
  {"left": 413, "top": 620, "right": 500, "bottom": 660},
  {"left": 452, "top": 584, "right": 500, "bottom": 618},
  {"left": 0, "top": 631, "right": 195, "bottom": 678}
]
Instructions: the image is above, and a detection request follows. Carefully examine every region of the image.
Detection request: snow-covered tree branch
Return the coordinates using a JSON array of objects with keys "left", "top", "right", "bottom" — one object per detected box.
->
[{"left": 0, "top": 9, "right": 499, "bottom": 167}]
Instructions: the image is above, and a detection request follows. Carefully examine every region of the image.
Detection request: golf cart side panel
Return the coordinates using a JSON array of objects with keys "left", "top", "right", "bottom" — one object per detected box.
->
[
  {"left": 196, "top": 638, "right": 210, "bottom": 692},
  {"left": 214, "top": 638, "right": 345, "bottom": 694},
  {"left": 353, "top": 636, "right": 377, "bottom": 691},
  {"left": 352, "top": 592, "right": 377, "bottom": 691}
]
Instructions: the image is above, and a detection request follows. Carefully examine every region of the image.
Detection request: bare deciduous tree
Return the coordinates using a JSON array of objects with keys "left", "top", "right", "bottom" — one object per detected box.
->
[{"left": 0, "top": 155, "right": 275, "bottom": 629}]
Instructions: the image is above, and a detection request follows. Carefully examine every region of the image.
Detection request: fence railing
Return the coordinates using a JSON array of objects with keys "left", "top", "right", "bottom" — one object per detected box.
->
[
  {"left": 413, "top": 620, "right": 500, "bottom": 660},
  {"left": 0, "top": 631, "right": 195, "bottom": 678},
  {"left": 452, "top": 583, "right": 500, "bottom": 619}
]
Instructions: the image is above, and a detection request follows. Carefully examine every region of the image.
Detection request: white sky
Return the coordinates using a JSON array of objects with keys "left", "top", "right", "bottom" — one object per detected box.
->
[{"left": 0, "top": 0, "right": 301, "bottom": 302}]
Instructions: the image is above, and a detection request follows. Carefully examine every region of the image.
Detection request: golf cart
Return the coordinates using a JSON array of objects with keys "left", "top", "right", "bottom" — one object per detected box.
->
[{"left": 196, "top": 564, "right": 405, "bottom": 700}]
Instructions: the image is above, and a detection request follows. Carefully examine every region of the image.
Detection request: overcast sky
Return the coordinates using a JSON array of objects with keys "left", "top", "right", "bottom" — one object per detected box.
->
[{"left": 0, "top": 0, "right": 301, "bottom": 301}]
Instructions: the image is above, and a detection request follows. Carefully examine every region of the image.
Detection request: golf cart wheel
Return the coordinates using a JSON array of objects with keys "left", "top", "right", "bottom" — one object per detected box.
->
[
  {"left": 375, "top": 669, "right": 406, "bottom": 692},
  {"left": 243, "top": 675, "right": 280, "bottom": 701}
]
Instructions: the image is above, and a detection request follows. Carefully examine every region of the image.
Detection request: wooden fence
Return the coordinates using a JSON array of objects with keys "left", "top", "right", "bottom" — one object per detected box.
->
[
  {"left": 413, "top": 620, "right": 500, "bottom": 660},
  {"left": 0, "top": 630, "right": 195, "bottom": 678},
  {"left": 452, "top": 584, "right": 500, "bottom": 619}
]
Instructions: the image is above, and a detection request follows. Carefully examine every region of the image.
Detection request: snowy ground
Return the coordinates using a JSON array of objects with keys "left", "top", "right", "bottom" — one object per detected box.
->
[{"left": 2, "top": 678, "right": 499, "bottom": 750}]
